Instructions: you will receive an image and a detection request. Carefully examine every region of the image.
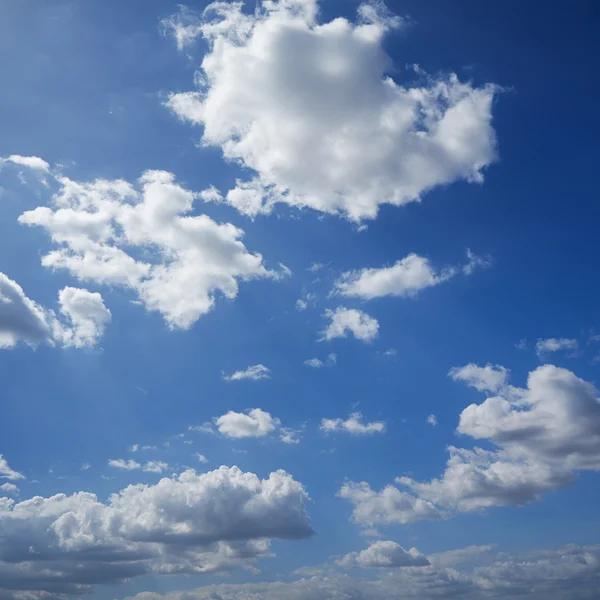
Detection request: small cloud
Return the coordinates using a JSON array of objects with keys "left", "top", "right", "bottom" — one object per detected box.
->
[
  {"left": 304, "top": 353, "right": 337, "bottom": 368},
  {"left": 426, "top": 414, "right": 437, "bottom": 426},
  {"left": 81, "top": 463, "right": 91, "bottom": 471},
  {"left": 383, "top": 348, "right": 397, "bottom": 357},
  {"left": 189, "top": 422, "right": 215, "bottom": 434},
  {"left": 195, "top": 454, "right": 208, "bottom": 463},
  {"left": 535, "top": 337, "right": 578, "bottom": 358},
  {"left": 320, "top": 412, "right": 385, "bottom": 435},
  {"left": 108, "top": 459, "right": 141, "bottom": 470},
  {"left": 223, "top": 364, "right": 271, "bottom": 381}
]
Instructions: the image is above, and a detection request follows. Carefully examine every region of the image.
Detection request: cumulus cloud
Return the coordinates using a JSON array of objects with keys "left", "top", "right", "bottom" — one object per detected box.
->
[
  {"left": 338, "top": 481, "right": 441, "bottom": 525},
  {"left": 334, "top": 251, "right": 489, "bottom": 300},
  {"left": 215, "top": 408, "right": 280, "bottom": 438},
  {"left": 426, "top": 414, "right": 437, "bottom": 426},
  {"left": 0, "top": 456, "right": 24, "bottom": 481},
  {"left": 536, "top": 337, "right": 578, "bottom": 357},
  {"left": 222, "top": 364, "right": 270, "bottom": 381},
  {"left": 108, "top": 459, "right": 142, "bottom": 470},
  {"left": 337, "top": 540, "right": 430, "bottom": 568},
  {"left": 448, "top": 362, "right": 509, "bottom": 392},
  {"left": 53, "top": 287, "right": 112, "bottom": 348},
  {"left": 321, "top": 412, "right": 385, "bottom": 435},
  {"left": 0, "top": 483, "right": 19, "bottom": 496},
  {"left": 0, "top": 272, "right": 110, "bottom": 351},
  {"left": 18, "top": 168, "right": 282, "bottom": 330},
  {"left": 304, "top": 353, "right": 336, "bottom": 368},
  {"left": 1, "top": 154, "right": 50, "bottom": 172},
  {"left": 320, "top": 307, "right": 379, "bottom": 342},
  {"left": 395, "top": 364, "right": 600, "bottom": 515},
  {"left": 166, "top": 0, "right": 498, "bottom": 222},
  {"left": 0, "top": 466, "right": 312, "bottom": 599}
]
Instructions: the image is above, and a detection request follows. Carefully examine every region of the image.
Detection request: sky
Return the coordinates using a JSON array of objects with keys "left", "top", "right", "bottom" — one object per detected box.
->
[{"left": 0, "top": 0, "right": 600, "bottom": 599}]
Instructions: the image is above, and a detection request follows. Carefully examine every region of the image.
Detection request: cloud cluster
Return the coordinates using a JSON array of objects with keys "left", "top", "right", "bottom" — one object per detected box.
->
[
  {"left": 108, "top": 459, "right": 169, "bottom": 474},
  {"left": 0, "top": 466, "right": 312, "bottom": 599},
  {"left": 166, "top": 0, "right": 498, "bottom": 221},
  {"left": 0, "top": 272, "right": 110, "bottom": 350},
  {"left": 320, "top": 307, "right": 379, "bottom": 342},
  {"left": 121, "top": 543, "right": 600, "bottom": 600},
  {"left": 321, "top": 412, "right": 385, "bottom": 435},
  {"left": 343, "top": 364, "right": 600, "bottom": 523},
  {"left": 337, "top": 540, "right": 430, "bottom": 568},
  {"left": 536, "top": 337, "right": 578, "bottom": 357},
  {"left": 334, "top": 251, "right": 489, "bottom": 300},
  {"left": 304, "top": 353, "right": 337, "bottom": 368},
  {"left": 18, "top": 168, "right": 282, "bottom": 329}
]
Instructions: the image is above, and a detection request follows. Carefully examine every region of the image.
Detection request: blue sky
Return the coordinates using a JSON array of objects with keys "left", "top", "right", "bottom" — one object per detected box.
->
[{"left": 1, "top": 1, "right": 600, "bottom": 599}]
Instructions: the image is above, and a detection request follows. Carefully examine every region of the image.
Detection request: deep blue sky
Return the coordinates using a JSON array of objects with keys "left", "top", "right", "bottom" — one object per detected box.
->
[{"left": 0, "top": 1, "right": 599, "bottom": 599}]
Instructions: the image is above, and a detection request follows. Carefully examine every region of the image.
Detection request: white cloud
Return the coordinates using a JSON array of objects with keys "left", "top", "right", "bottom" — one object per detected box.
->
[
  {"left": 117, "top": 543, "right": 600, "bottom": 600},
  {"left": 195, "top": 454, "right": 209, "bottom": 464},
  {"left": 334, "top": 251, "right": 488, "bottom": 300},
  {"left": 143, "top": 461, "right": 169, "bottom": 474},
  {"left": 304, "top": 353, "right": 336, "bottom": 368},
  {"left": 0, "top": 455, "right": 24, "bottom": 481},
  {"left": 19, "top": 169, "right": 281, "bottom": 329},
  {"left": 535, "top": 337, "right": 578, "bottom": 357},
  {"left": 338, "top": 481, "right": 441, "bottom": 525},
  {"left": 296, "top": 291, "right": 316, "bottom": 311},
  {"left": 396, "top": 364, "right": 600, "bottom": 514},
  {"left": 0, "top": 272, "right": 53, "bottom": 349},
  {"left": 321, "top": 412, "right": 385, "bottom": 435},
  {"left": 166, "top": 0, "right": 498, "bottom": 222},
  {"left": 215, "top": 408, "right": 280, "bottom": 438},
  {"left": 108, "top": 459, "right": 142, "bottom": 470},
  {"left": 0, "top": 466, "right": 312, "bottom": 598},
  {"left": 337, "top": 540, "right": 430, "bottom": 568},
  {"left": 53, "top": 287, "right": 111, "bottom": 348},
  {"left": 279, "top": 427, "right": 302, "bottom": 444},
  {"left": 223, "top": 364, "right": 270, "bottom": 381},
  {"left": 0, "top": 483, "right": 18, "bottom": 496},
  {"left": 448, "top": 362, "right": 508, "bottom": 392},
  {"left": 320, "top": 307, "right": 378, "bottom": 342},
  {"left": 1, "top": 154, "right": 50, "bottom": 172},
  {"left": 81, "top": 463, "right": 91, "bottom": 471},
  {"left": 426, "top": 414, "right": 437, "bottom": 426}
]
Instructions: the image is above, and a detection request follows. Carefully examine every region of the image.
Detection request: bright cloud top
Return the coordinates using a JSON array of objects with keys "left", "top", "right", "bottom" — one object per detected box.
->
[
  {"left": 215, "top": 408, "right": 280, "bottom": 439},
  {"left": 334, "top": 251, "right": 489, "bottom": 300},
  {"left": 166, "top": 0, "right": 498, "bottom": 221},
  {"left": 18, "top": 168, "right": 282, "bottom": 330},
  {"left": 448, "top": 362, "right": 509, "bottom": 393},
  {"left": 0, "top": 466, "right": 312, "bottom": 597},
  {"left": 320, "top": 307, "right": 379, "bottom": 342},
  {"left": 223, "top": 364, "right": 271, "bottom": 381},
  {"left": 321, "top": 412, "right": 385, "bottom": 435}
]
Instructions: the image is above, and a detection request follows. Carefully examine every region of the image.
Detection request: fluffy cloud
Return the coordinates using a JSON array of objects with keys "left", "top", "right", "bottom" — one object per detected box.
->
[
  {"left": 121, "top": 543, "right": 600, "bottom": 600},
  {"left": 320, "top": 307, "right": 379, "bottom": 342},
  {"left": 0, "top": 483, "right": 19, "bottom": 496},
  {"left": 1, "top": 154, "right": 50, "bottom": 172},
  {"left": 321, "top": 412, "right": 385, "bottom": 435},
  {"left": 334, "top": 251, "right": 489, "bottom": 300},
  {"left": 338, "top": 481, "right": 441, "bottom": 525},
  {"left": 337, "top": 540, "right": 430, "bottom": 568},
  {"left": 304, "top": 353, "right": 336, "bottom": 368},
  {"left": 109, "top": 459, "right": 170, "bottom": 474},
  {"left": 18, "top": 168, "right": 282, "bottom": 329},
  {"left": 426, "top": 414, "right": 437, "bottom": 426},
  {"left": 0, "top": 466, "right": 312, "bottom": 599},
  {"left": 386, "top": 364, "right": 600, "bottom": 516},
  {"left": 166, "top": 0, "right": 498, "bottom": 222},
  {"left": 536, "top": 337, "right": 578, "bottom": 357},
  {"left": 0, "top": 273, "right": 52, "bottom": 349},
  {"left": 448, "top": 362, "right": 508, "bottom": 392},
  {"left": 223, "top": 364, "right": 270, "bottom": 381},
  {"left": 0, "top": 456, "right": 24, "bottom": 481},
  {"left": 53, "top": 287, "right": 111, "bottom": 348},
  {"left": 215, "top": 408, "right": 280, "bottom": 438},
  {"left": 0, "top": 272, "right": 110, "bottom": 350}
]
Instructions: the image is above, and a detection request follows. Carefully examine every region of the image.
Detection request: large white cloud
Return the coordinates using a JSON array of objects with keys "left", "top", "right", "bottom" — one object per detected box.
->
[
  {"left": 359, "top": 364, "right": 600, "bottom": 518},
  {"left": 0, "top": 466, "right": 312, "bottom": 599},
  {"left": 334, "top": 251, "right": 489, "bottom": 300},
  {"left": 320, "top": 307, "right": 379, "bottom": 342},
  {"left": 121, "top": 544, "right": 600, "bottom": 600},
  {"left": 165, "top": 0, "right": 498, "bottom": 222},
  {"left": 18, "top": 168, "right": 283, "bottom": 329}
]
